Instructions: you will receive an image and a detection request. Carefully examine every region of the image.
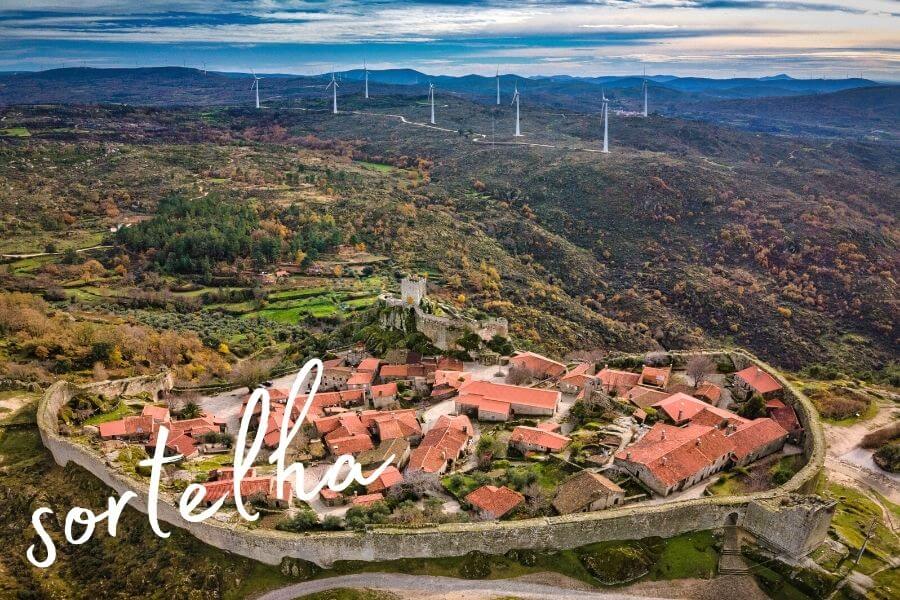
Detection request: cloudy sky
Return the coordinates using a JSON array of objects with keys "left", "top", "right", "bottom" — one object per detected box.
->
[{"left": 1, "top": 1, "right": 897, "bottom": 79}]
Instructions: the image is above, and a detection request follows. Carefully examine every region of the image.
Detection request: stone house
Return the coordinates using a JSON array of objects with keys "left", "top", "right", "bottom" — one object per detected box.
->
[{"left": 552, "top": 471, "right": 625, "bottom": 514}]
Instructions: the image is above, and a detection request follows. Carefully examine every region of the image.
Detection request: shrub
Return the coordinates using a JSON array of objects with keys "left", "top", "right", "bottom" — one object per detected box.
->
[
  {"left": 873, "top": 441, "right": 900, "bottom": 473},
  {"left": 861, "top": 422, "right": 900, "bottom": 449},
  {"left": 275, "top": 509, "right": 319, "bottom": 532},
  {"left": 458, "top": 551, "right": 492, "bottom": 579}
]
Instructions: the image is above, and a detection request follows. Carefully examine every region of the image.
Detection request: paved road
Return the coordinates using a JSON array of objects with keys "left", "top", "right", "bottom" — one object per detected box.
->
[{"left": 254, "top": 573, "right": 674, "bottom": 600}]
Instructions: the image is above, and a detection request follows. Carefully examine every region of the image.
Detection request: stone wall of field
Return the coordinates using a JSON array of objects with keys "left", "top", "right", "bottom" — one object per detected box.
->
[{"left": 37, "top": 351, "right": 832, "bottom": 567}]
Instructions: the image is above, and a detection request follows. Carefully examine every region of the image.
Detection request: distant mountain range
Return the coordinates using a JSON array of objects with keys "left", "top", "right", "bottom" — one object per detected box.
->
[{"left": 0, "top": 66, "right": 894, "bottom": 141}]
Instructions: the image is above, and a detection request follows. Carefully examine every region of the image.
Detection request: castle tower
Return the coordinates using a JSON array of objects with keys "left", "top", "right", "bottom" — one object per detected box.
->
[{"left": 401, "top": 276, "right": 427, "bottom": 307}]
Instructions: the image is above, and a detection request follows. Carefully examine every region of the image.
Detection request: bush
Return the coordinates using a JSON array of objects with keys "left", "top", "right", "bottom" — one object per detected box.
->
[
  {"left": 578, "top": 541, "right": 656, "bottom": 584},
  {"left": 861, "top": 422, "right": 900, "bottom": 449},
  {"left": 873, "top": 441, "right": 900, "bottom": 473},
  {"left": 275, "top": 510, "right": 320, "bottom": 532},
  {"left": 457, "top": 551, "right": 492, "bottom": 579}
]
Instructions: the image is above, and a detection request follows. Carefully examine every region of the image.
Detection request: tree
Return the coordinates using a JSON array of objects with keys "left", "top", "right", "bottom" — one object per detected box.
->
[
  {"left": 506, "top": 364, "right": 532, "bottom": 385},
  {"left": 686, "top": 355, "right": 715, "bottom": 388},
  {"left": 180, "top": 401, "right": 203, "bottom": 419},
  {"left": 275, "top": 510, "right": 319, "bottom": 532},
  {"left": 739, "top": 394, "right": 766, "bottom": 419},
  {"left": 229, "top": 357, "right": 277, "bottom": 392}
]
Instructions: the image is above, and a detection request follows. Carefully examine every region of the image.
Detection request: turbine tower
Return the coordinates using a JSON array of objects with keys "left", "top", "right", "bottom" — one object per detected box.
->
[
  {"left": 326, "top": 70, "right": 339, "bottom": 114},
  {"left": 496, "top": 66, "right": 501, "bottom": 105},
  {"left": 364, "top": 59, "right": 369, "bottom": 99},
  {"left": 642, "top": 67, "right": 648, "bottom": 118},
  {"left": 601, "top": 88, "right": 609, "bottom": 153},
  {"left": 250, "top": 70, "right": 262, "bottom": 109},
  {"left": 428, "top": 82, "right": 436, "bottom": 125},
  {"left": 512, "top": 83, "right": 522, "bottom": 137}
]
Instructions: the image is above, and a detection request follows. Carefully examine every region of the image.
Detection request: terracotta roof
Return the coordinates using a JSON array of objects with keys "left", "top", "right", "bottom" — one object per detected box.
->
[
  {"left": 379, "top": 363, "right": 426, "bottom": 379},
  {"left": 765, "top": 398, "right": 786, "bottom": 409},
  {"left": 624, "top": 386, "right": 671, "bottom": 409},
  {"left": 357, "top": 357, "right": 382, "bottom": 373},
  {"left": 455, "top": 394, "right": 511, "bottom": 417},
  {"left": 359, "top": 409, "right": 421, "bottom": 441},
  {"left": 458, "top": 380, "right": 560, "bottom": 411},
  {"left": 434, "top": 370, "right": 471, "bottom": 389},
  {"left": 734, "top": 366, "right": 783, "bottom": 395},
  {"left": 465, "top": 485, "right": 524, "bottom": 518},
  {"left": 141, "top": 405, "right": 170, "bottom": 421},
  {"left": 365, "top": 466, "right": 404, "bottom": 493},
  {"left": 561, "top": 362, "right": 593, "bottom": 381},
  {"left": 432, "top": 414, "right": 473, "bottom": 435},
  {"left": 322, "top": 357, "right": 345, "bottom": 368},
  {"left": 370, "top": 382, "right": 398, "bottom": 399},
  {"left": 552, "top": 471, "right": 624, "bottom": 514},
  {"left": 695, "top": 382, "right": 722, "bottom": 404},
  {"left": 651, "top": 393, "right": 742, "bottom": 426},
  {"left": 407, "top": 421, "right": 471, "bottom": 473},
  {"left": 770, "top": 405, "right": 801, "bottom": 434},
  {"left": 326, "top": 434, "right": 374, "bottom": 455},
  {"left": 352, "top": 492, "right": 384, "bottom": 506},
  {"left": 166, "top": 433, "right": 198, "bottom": 457},
  {"left": 536, "top": 422, "right": 561, "bottom": 432},
  {"left": 597, "top": 368, "right": 641, "bottom": 395},
  {"left": 615, "top": 423, "right": 734, "bottom": 488},
  {"left": 347, "top": 370, "right": 375, "bottom": 387},
  {"left": 202, "top": 476, "right": 291, "bottom": 504},
  {"left": 320, "top": 487, "right": 342, "bottom": 501},
  {"left": 509, "top": 351, "right": 567, "bottom": 379},
  {"left": 640, "top": 365, "right": 672, "bottom": 388},
  {"left": 510, "top": 426, "right": 571, "bottom": 451},
  {"left": 98, "top": 415, "right": 155, "bottom": 439},
  {"left": 728, "top": 418, "right": 789, "bottom": 461}
]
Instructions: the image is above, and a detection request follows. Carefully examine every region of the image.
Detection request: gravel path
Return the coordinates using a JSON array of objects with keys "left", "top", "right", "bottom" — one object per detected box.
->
[{"left": 254, "top": 573, "right": 674, "bottom": 600}]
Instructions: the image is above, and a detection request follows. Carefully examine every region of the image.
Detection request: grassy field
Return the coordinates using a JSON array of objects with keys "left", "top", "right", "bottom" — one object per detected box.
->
[
  {"left": 82, "top": 400, "right": 134, "bottom": 425},
  {"left": 0, "top": 126, "right": 30, "bottom": 137},
  {"left": 822, "top": 482, "right": 900, "bottom": 575}
]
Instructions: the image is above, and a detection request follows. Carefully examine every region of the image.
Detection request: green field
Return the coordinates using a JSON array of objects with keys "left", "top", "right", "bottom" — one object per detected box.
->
[{"left": 0, "top": 127, "right": 30, "bottom": 137}]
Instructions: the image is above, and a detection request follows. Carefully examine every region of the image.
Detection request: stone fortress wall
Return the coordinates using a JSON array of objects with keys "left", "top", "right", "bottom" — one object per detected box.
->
[
  {"left": 37, "top": 350, "right": 832, "bottom": 567},
  {"left": 378, "top": 276, "right": 508, "bottom": 351}
]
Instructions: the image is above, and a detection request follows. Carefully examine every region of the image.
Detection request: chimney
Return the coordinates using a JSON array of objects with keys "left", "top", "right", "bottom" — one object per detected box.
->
[
  {"left": 661, "top": 429, "right": 667, "bottom": 441},
  {"left": 696, "top": 438, "right": 702, "bottom": 446},
  {"left": 626, "top": 452, "right": 632, "bottom": 460},
  {"left": 677, "top": 409, "right": 683, "bottom": 422}
]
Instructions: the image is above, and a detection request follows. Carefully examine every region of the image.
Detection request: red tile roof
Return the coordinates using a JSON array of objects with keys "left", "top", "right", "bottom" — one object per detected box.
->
[
  {"left": 735, "top": 366, "right": 783, "bottom": 395},
  {"left": 458, "top": 380, "right": 560, "bottom": 411},
  {"left": 365, "top": 466, "right": 404, "bottom": 493},
  {"left": 141, "top": 405, "right": 170, "bottom": 422},
  {"left": 202, "top": 476, "right": 292, "bottom": 504},
  {"left": 465, "top": 485, "right": 524, "bottom": 518},
  {"left": 509, "top": 351, "right": 567, "bottom": 379},
  {"left": 370, "top": 382, "right": 398, "bottom": 399},
  {"left": 640, "top": 365, "right": 672, "bottom": 388},
  {"left": 770, "top": 405, "right": 801, "bottom": 435},
  {"left": 407, "top": 420, "right": 471, "bottom": 473},
  {"left": 695, "top": 382, "right": 722, "bottom": 404},
  {"left": 597, "top": 368, "right": 641, "bottom": 395},
  {"left": 347, "top": 370, "right": 376, "bottom": 387},
  {"left": 326, "top": 434, "right": 374, "bottom": 455},
  {"left": 352, "top": 492, "right": 384, "bottom": 507},
  {"left": 616, "top": 423, "right": 734, "bottom": 488},
  {"left": 98, "top": 415, "right": 155, "bottom": 439},
  {"left": 357, "top": 357, "right": 382, "bottom": 373},
  {"left": 728, "top": 418, "right": 789, "bottom": 461},
  {"left": 536, "top": 422, "right": 561, "bottom": 432},
  {"left": 433, "top": 370, "right": 472, "bottom": 389},
  {"left": 455, "top": 394, "right": 511, "bottom": 418},
  {"left": 651, "top": 393, "right": 710, "bottom": 423},
  {"left": 510, "top": 426, "right": 571, "bottom": 451}
]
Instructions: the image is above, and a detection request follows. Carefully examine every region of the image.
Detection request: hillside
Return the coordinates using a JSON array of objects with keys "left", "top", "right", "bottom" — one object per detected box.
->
[
  {"left": 676, "top": 86, "right": 900, "bottom": 141},
  {"left": 0, "top": 68, "right": 892, "bottom": 141},
  {"left": 1, "top": 98, "right": 895, "bottom": 375}
]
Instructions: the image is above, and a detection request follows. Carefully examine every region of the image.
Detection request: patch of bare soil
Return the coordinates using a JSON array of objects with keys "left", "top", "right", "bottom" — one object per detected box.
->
[{"left": 622, "top": 575, "right": 769, "bottom": 600}]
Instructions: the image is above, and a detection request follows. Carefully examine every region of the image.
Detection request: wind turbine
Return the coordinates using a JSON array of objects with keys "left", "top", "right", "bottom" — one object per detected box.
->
[
  {"left": 250, "top": 69, "right": 262, "bottom": 109},
  {"left": 601, "top": 88, "right": 609, "bottom": 153},
  {"left": 511, "top": 83, "right": 522, "bottom": 137},
  {"left": 642, "top": 67, "right": 648, "bottom": 118},
  {"left": 326, "top": 70, "right": 339, "bottom": 114},
  {"left": 496, "top": 66, "right": 501, "bottom": 105},
  {"left": 428, "top": 82, "right": 436, "bottom": 124},
  {"left": 364, "top": 59, "right": 369, "bottom": 99}
]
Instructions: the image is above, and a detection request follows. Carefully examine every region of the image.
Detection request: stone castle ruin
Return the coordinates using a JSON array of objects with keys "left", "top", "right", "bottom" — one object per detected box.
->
[{"left": 378, "top": 276, "right": 508, "bottom": 351}]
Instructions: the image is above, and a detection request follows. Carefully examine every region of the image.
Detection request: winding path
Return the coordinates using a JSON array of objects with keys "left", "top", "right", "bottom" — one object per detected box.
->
[{"left": 254, "top": 573, "right": 673, "bottom": 600}]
